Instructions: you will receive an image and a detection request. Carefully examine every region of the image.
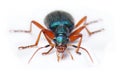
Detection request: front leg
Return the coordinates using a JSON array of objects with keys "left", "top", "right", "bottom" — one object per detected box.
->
[
  {"left": 69, "top": 33, "right": 93, "bottom": 63},
  {"left": 41, "top": 32, "right": 55, "bottom": 55},
  {"left": 28, "top": 31, "right": 55, "bottom": 63},
  {"left": 69, "top": 34, "right": 83, "bottom": 54}
]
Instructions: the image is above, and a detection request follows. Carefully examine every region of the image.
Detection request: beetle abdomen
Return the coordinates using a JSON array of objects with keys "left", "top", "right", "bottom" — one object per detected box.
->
[{"left": 44, "top": 11, "right": 74, "bottom": 32}]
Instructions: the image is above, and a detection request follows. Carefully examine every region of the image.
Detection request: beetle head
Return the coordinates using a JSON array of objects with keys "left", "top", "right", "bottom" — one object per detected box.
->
[{"left": 53, "top": 35, "right": 69, "bottom": 53}]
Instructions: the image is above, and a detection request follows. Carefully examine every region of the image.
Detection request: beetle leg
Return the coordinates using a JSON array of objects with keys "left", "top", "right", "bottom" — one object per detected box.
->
[
  {"left": 85, "top": 27, "right": 104, "bottom": 36},
  {"left": 41, "top": 32, "right": 54, "bottom": 55},
  {"left": 75, "top": 16, "right": 104, "bottom": 36},
  {"left": 75, "top": 16, "right": 87, "bottom": 28},
  {"left": 75, "top": 34, "right": 82, "bottom": 54},
  {"left": 69, "top": 33, "right": 82, "bottom": 54},
  {"left": 18, "top": 29, "right": 55, "bottom": 52},
  {"left": 19, "top": 30, "right": 42, "bottom": 49},
  {"left": 69, "top": 33, "right": 83, "bottom": 54},
  {"left": 69, "top": 21, "right": 84, "bottom": 42},
  {"left": 85, "top": 19, "right": 104, "bottom": 36},
  {"left": 11, "top": 20, "right": 54, "bottom": 49},
  {"left": 75, "top": 16, "right": 101, "bottom": 28},
  {"left": 10, "top": 20, "right": 46, "bottom": 33},
  {"left": 69, "top": 33, "right": 93, "bottom": 63},
  {"left": 41, "top": 46, "right": 54, "bottom": 55},
  {"left": 27, "top": 29, "right": 55, "bottom": 63}
]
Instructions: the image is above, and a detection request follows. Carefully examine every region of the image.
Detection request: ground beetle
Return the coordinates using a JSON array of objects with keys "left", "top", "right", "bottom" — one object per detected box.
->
[{"left": 11, "top": 10, "right": 104, "bottom": 63}]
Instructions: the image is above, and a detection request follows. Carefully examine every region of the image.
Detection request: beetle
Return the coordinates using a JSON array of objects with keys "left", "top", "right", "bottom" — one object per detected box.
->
[{"left": 11, "top": 10, "right": 104, "bottom": 63}]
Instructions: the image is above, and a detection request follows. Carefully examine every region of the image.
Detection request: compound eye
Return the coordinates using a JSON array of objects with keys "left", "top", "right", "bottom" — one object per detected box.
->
[
  {"left": 53, "top": 38, "right": 56, "bottom": 43},
  {"left": 66, "top": 38, "right": 69, "bottom": 42}
]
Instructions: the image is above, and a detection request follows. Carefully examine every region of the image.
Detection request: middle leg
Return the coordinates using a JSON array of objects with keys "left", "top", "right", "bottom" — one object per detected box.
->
[
  {"left": 75, "top": 16, "right": 104, "bottom": 36},
  {"left": 28, "top": 32, "right": 55, "bottom": 63},
  {"left": 41, "top": 32, "right": 54, "bottom": 55}
]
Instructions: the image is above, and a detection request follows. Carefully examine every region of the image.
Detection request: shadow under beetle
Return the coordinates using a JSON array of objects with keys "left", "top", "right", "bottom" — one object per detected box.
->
[{"left": 11, "top": 10, "right": 104, "bottom": 63}]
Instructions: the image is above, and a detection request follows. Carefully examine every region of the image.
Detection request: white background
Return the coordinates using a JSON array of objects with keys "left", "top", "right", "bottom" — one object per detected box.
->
[{"left": 0, "top": 0, "right": 119, "bottom": 74}]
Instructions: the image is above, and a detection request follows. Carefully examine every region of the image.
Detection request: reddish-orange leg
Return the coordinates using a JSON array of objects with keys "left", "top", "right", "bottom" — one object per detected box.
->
[
  {"left": 75, "top": 16, "right": 104, "bottom": 36},
  {"left": 69, "top": 16, "right": 104, "bottom": 62},
  {"left": 11, "top": 20, "right": 54, "bottom": 50},
  {"left": 28, "top": 30, "right": 55, "bottom": 63},
  {"left": 11, "top": 20, "right": 55, "bottom": 63}
]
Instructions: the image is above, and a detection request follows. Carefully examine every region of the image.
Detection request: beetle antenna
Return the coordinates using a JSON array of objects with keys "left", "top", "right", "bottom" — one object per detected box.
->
[{"left": 28, "top": 45, "right": 50, "bottom": 63}]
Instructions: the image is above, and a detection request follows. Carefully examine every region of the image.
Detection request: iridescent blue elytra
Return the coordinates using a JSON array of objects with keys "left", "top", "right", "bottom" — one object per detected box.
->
[{"left": 44, "top": 11, "right": 74, "bottom": 51}]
